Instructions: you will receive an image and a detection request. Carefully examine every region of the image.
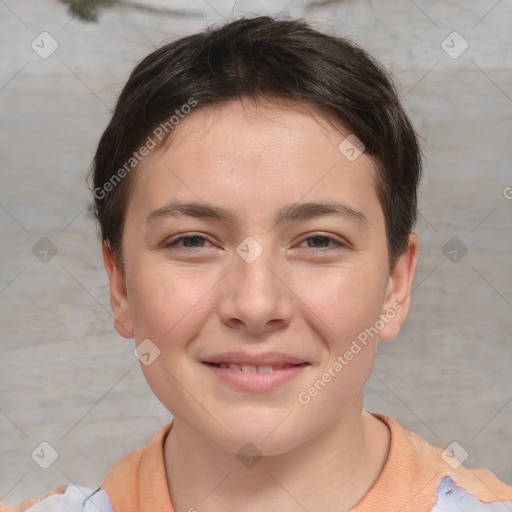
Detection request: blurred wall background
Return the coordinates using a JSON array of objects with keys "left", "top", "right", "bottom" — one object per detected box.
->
[{"left": 1, "top": 0, "right": 511, "bottom": 505}]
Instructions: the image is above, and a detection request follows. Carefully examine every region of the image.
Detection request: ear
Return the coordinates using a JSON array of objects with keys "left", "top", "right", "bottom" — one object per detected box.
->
[
  {"left": 378, "top": 234, "right": 419, "bottom": 340},
  {"left": 102, "top": 242, "right": 134, "bottom": 338}
]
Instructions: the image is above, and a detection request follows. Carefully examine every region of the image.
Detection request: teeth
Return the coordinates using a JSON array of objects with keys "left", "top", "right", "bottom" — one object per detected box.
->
[
  {"left": 208, "top": 362, "right": 304, "bottom": 372},
  {"left": 222, "top": 363, "right": 294, "bottom": 372}
]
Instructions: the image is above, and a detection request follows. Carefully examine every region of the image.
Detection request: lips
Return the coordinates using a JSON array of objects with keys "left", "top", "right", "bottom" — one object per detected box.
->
[
  {"left": 203, "top": 354, "right": 310, "bottom": 392},
  {"left": 202, "top": 351, "right": 310, "bottom": 374}
]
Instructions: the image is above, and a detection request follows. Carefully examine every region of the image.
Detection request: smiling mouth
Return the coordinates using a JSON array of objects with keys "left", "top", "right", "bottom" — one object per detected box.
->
[{"left": 204, "top": 362, "right": 309, "bottom": 373}]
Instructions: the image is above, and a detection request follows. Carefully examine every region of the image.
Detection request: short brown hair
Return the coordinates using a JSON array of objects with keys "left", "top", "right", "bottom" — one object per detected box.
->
[{"left": 88, "top": 16, "right": 422, "bottom": 269}]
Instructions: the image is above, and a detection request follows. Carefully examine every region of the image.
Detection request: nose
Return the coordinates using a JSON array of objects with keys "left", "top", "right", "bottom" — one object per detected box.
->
[{"left": 217, "top": 243, "right": 294, "bottom": 335}]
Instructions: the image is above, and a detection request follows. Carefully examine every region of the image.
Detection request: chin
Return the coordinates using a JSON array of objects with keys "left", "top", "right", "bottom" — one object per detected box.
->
[{"left": 210, "top": 417, "right": 306, "bottom": 457}]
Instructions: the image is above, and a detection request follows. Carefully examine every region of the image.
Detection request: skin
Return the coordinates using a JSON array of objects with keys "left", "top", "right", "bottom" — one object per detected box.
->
[{"left": 102, "top": 97, "right": 419, "bottom": 512}]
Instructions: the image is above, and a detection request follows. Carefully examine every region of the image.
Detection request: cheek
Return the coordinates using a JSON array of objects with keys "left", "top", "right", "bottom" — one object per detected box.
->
[
  {"left": 127, "top": 259, "right": 227, "bottom": 356},
  {"left": 292, "top": 270, "right": 382, "bottom": 420},
  {"left": 129, "top": 265, "right": 216, "bottom": 416},
  {"left": 296, "top": 266, "right": 387, "bottom": 349}
]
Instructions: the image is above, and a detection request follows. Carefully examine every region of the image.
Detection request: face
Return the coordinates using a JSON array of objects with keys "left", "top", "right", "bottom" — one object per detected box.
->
[{"left": 104, "top": 98, "right": 417, "bottom": 456}]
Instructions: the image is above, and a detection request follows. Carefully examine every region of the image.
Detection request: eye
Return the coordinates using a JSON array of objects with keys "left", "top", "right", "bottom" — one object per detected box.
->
[
  {"left": 297, "top": 234, "right": 346, "bottom": 250},
  {"left": 163, "top": 233, "right": 347, "bottom": 251},
  {"left": 164, "top": 234, "right": 213, "bottom": 249}
]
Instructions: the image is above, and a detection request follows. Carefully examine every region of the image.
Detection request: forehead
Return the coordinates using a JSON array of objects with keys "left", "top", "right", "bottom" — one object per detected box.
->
[
  {"left": 126, "top": 98, "right": 383, "bottom": 228},
  {"left": 157, "top": 97, "right": 353, "bottom": 169}
]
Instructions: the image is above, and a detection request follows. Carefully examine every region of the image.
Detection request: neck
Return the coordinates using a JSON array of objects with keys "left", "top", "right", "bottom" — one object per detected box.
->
[{"left": 163, "top": 405, "right": 390, "bottom": 512}]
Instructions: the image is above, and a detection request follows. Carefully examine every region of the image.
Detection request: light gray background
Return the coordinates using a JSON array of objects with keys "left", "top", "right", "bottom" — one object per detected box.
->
[{"left": 1, "top": 0, "right": 511, "bottom": 506}]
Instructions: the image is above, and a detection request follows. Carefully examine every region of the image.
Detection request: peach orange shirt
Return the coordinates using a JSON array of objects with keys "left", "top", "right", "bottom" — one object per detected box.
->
[{"left": 101, "top": 413, "right": 512, "bottom": 511}]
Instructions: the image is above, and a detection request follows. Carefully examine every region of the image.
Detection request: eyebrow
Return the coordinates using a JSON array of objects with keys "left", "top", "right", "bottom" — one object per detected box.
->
[{"left": 146, "top": 199, "right": 368, "bottom": 226}]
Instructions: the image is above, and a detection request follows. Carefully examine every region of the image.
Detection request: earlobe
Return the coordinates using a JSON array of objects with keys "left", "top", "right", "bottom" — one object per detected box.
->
[
  {"left": 102, "top": 242, "right": 134, "bottom": 339},
  {"left": 379, "top": 234, "right": 419, "bottom": 340}
]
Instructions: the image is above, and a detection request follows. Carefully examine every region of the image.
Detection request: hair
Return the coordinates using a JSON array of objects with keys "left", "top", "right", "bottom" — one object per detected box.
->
[{"left": 88, "top": 15, "right": 422, "bottom": 270}]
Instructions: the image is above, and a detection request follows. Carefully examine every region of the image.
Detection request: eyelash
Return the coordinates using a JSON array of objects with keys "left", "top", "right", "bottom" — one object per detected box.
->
[{"left": 164, "top": 233, "right": 347, "bottom": 251}]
